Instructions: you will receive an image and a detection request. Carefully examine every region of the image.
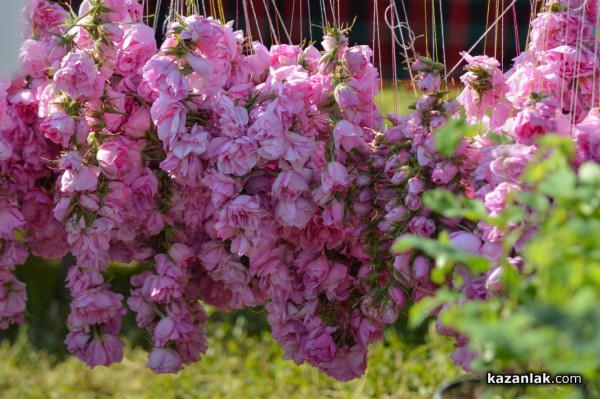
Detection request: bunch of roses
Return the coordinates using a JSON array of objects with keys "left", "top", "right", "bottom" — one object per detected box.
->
[
  {"left": 458, "top": 0, "right": 600, "bottom": 281},
  {"left": 358, "top": 57, "right": 486, "bottom": 367},
  {"left": 138, "top": 15, "right": 389, "bottom": 379},
  {"left": 442, "top": 0, "right": 600, "bottom": 369},
  {"left": 28, "top": 0, "right": 172, "bottom": 367},
  {"left": 0, "top": 0, "right": 74, "bottom": 330}
]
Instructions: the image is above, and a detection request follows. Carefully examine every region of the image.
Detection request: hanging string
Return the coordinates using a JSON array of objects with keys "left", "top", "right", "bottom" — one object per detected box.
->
[
  {"left": 494, "top": 0, "right": 501, "bottom": 60},
  {"left": 484, "top": 0, "right": 492, "bottom": 54},
  {"left": 385, "top": 2, "right": 418, "bottom": 96},
  {"left": 447, "top": 0, "right": 518, "bottom": 78},
  {"left": 270, "top": 0, "right": 292, "bottom": 43},
  {"left": 328, "top": 0, "right": 337, "bottom": 27},
  {"left": 241, "top": 0, "right": 252, "bottom": 41},
  {"left": 423, "top": 0, "right": 429, "bottom": 57},
  {"left": 154, "top": 0, "right": 162, "bottom": 31},
  {"left": 375, "top": 0, "right": 384, "bottom": 104},
  {"left": 248, "top": 0, "right": 264, "bottom": 43},
  {"left": 307, "top": 0, "right": 313, "bottom": 42},
  {"left": 569, "top": 0, "right": 590, "bottom": 125},
  {"left": 593, "top": 2, "right": 600, "bottom": 108},
  {"left": 431, "top": 0, "right": 437, "bottom": 63},
  {"left": 201, "top": 0, "right": 206, "bottom": 16},
  {"left": 290, "top": 0, "right": 297, "bottom": 41},
  {"left": 320, "top": 0, "right": 328, "bottom": 28},
  {"left": 501, "top": 0, "right": 505, "bottom": 68},
  {"left": 390, "top": 1, "right": 398, "bottom": 114},
  {"left": 261, "top": 0, "right": 278, "bottom": 45},
  {"left": 437, "top": 0, "right": 447, "bottom": 83},
  {"left": 559, "top": 0, "right": 572, "bottom": 113},
  {"left": 512, "top": 0, "right": 520, "bottom": 56}
]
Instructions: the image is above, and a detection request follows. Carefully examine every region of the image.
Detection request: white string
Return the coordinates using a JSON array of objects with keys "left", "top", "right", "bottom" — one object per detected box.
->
[
  {"left": 321, "top": 0, "right": 328, "bottom": 27},
  {"left": 375, "top": 0, "right": 383, "bottom": 104},
  {"left": 242, "top": 0, "right": 252, "bottom": 41},
  {"left": 260, "top": 0, "right": 278, "bottom": 45},
  {"left": 570, "top": 0, "right": 590, "bottom": 127},
  {"left": 154, "top": 0, "right": 162, "bottom": 32},
  {"left": 447, "top": 0, "right": 518, "bottom": 77},
  {"left": 307, "top": 0, "right": 313, "bottom": 42},
  {"left": 290, "top": 0, "right": 297, "bottom": 41},
  {"left": 248, "top": 0, "right": 264, "bottom": 43},
  {"left": 385, "top": 2, "right": 418, "bottom": 96},
  {"left": 438, "top": 0, "right": 447, "bottom": 80},
  {"left": 592, "top": 1, "right": 600, "bottom": 108},
  {"left": 270, "top": 0, "right": 293, "bottom": 43},
  {"left": 201, "top": 0, "right": 206, "bottom": 16},
  {"left": 560, "top": 0, "right": 572, "bottom": 113}
]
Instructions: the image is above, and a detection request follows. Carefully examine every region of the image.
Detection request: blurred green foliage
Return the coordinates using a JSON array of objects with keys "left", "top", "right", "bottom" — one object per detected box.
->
[{"left": 396, "top": 136, "right": 600, "bottom": 398}]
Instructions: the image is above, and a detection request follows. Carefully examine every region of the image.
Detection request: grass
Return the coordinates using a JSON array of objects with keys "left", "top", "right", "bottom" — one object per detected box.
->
[{"left": 0, "top": 317, "right": 463, "bottom": 399}]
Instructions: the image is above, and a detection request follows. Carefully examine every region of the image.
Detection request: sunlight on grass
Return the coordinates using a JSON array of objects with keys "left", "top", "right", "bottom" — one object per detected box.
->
[{"left": 0, "top": 322, "right": 462, "bottom": 399}]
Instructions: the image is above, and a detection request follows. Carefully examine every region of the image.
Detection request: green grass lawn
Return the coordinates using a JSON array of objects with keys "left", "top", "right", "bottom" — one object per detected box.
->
[{"left": 0, "top": 318, "right": 462, "bottom": 399}]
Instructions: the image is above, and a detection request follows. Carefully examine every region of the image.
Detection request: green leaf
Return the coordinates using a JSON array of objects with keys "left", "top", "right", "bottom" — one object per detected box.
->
[
  {"left": 408, "top": 289, "right": 459, "bottom": 328},
  {"left": 423, "top": 189, "right": 488, "bottom": 221},
  {"left": 393, "top": 235, "right": 491, "bottom": 274},
  {"left": 434, "top": 118, "right": 481, "bottom": 157},
  {"left": 578, "top": 162, "right": 600, "bottom": 187},
  {"left": 538, "top": 167, "right": 576, "bottom": 198}
]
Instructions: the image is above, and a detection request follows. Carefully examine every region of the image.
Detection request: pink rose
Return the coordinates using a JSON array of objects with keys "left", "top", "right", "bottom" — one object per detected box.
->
[
  {"left": 10, "top": 90, "right": 38, "bottom": 124},
  {"left": 489, "top": 144, "right": 535, "bottom": 182},
  {"left": 208, "top": 136, "right": 258, "bottom": 176},
  {"left": 83, "top": 335, "right": 124, "bottom": 367},
  {"left": 96, "top": 137, "right": 142, "bottom": 182},
  {"left": 343, "top": 46, "right": 372, "bottom": 76},
  {"left": 19, "top": 39, "right": 50, "bottom": 78},
  {"left": 413, "top": 256, "right": 431, "bottom": 280},
  {"left": 333, "top": 84, "right": 360, "bottom": 108},
  {"left": 301, "top": 257, "right": 330, "bottom": 298},
  {"left": 54, "top": 51, "right": 104, "bottom": 100},
  {"left": 121, "top": 103, "right": 150, "bottom": 137},
  {"left": 275, "top": 198, "right": 315, "bottom": 228},
  {"left": 320, "top": 162, "right": 350, "bottom": 193},
  {"left": 147, "top": 348, "right": 183, "bottom": 374},
  {"left": 301, "top": 318, "right": 337, "bottom": 363},
  {"left": 151, "top": 96, "right": 187, "bottom": 148},
  {"left": 0, "top": 140, "right": 12, "bottom": 161},
  {"left": 40, "top": 112, "right": 75, "bottom": 147},
  {"left": 272, "top": 171, "right": 310, "bottom": 201},
  {"left": 67, "top": 287, "right": 124, "bottom": 329},
  {"left": 449, "top": 231, "right": 482, "bottom": 254},
  {"left": 115, "top": 23, "right": 157, "bottom": 76},
  {"left": 333, "top": 119, "right": 365, "bottom": 152},
  {"left": 484, "top": 182, "right": 521, "bottom": 213},
  {"left": 143, "top": 58, "right": 189, "bottom": 100},
  {"left": 213, "top": 93, "right": 249, "bottom": 138},
  {"left": 248, "top": 111, "right": 286, "bottom": 160},
  {"left": 408, "top": 216, "right": 436, "bottom": 237},
  {"left": 61, "top": 166, "right": 100, "bottom": 193},
  {"left": 201, "top": 171, "right": 239, "bottom": 208},
  {"left": 222, "top": 195, "right": 266, "bottom": 231},
  {"left": 431, "top": 162, "right": 458, "bottom": 185},
  {"left": 0, "top": 203, "right": 25, "bottom": 234}
]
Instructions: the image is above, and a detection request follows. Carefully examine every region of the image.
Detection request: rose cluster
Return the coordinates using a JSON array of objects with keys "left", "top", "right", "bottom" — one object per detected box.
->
[
  {"left": 139, "top": 15, "right": 388, "bottom": 379},
  {"left": 443, "top": 0, "right": 600, "bottom": 368},
  {"left": 2, "top": 0, "right": 599, "bottom": 382}
]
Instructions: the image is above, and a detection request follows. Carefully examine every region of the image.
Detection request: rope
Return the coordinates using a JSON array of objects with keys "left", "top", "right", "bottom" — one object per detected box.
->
[
  {"left": 593, "top": 2, "right": 600, "bottom": 107},
  {"left": 447, "top": 0, "right": 518, "bottom": 78},
  {"left": 385, "top": 2, "right": 418, "bottom": 97},
  {"left": 248, "top": 0, "right": 264, "bottom": 43},
  {"left": 270, "top": 0, "right": 292, "bottom": 43},
  {"left": 438, "top": 0, "right": 447, "bottom": 82},
  {"left": 307, "top": 0, "right": 312, "bottom": 42}
]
